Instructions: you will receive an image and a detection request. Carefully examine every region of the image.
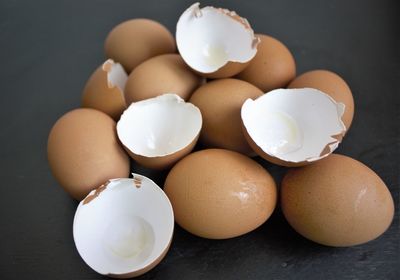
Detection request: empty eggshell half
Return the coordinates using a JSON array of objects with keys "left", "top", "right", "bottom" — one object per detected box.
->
[
  {"left": 241, "top": 88, "right": 346, "bottom": 166},
  {"left": 73, "top": 175, "right": 174, "bottom": 278},
  {"left": 176, "top": 2, "right": 259, "bottom": 78},
  {"left": 82, "top": 59, "right": 127, "bottom": 121},
  {"left": 117, "top": 94, "right": 202, "bottom": 169}
]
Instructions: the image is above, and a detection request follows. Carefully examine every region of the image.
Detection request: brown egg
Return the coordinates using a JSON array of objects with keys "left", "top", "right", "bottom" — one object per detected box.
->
[
  {"left": 288, "top": 70, "right": 354, "bottom": 130},
  {"left": 190, "top": 79, "right": 263, "bottom": 155},
  {"left": 104, "top": 19, "right": 176, "bottom": 73},
  {"left": 81, "top": 60, "right": 126, "bottom": 121},
  {"left": 124, "top": 54, "right": 203, "bottom": 104},
  {"left": 47, "top": 109, "right": 130, "bottom": 200},
  {"left": 164, "top": 149, "right": 277, "bottom": 239},
  {"left": 236, "top": 34, "right": 296, "bottom": 92},
  {"left": 281, "top": 154, "right": 394, "bottom": 247}
]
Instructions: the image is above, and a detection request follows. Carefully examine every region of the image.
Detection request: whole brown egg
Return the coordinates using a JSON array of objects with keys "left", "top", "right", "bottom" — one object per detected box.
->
[
  {"left": 164, "top": 149, "right": 277, "bottom": 239},
  {"left": 281, "top": 154, "right": 394, "bottom": 247},
  {"left": 236, "top": 34, "right": 296, "bottom": 92},
  {"left": 105, "top": 19, "right": 176, "bottom": 73},
  {"left": 124, "top": 54, "right": 203, "bottom": 104},
  {"left": 47, "top": 108, "right": 130, "bottom": 200},
  {"left": 189, "top": 79, "right": 263, "bottom": 155}
]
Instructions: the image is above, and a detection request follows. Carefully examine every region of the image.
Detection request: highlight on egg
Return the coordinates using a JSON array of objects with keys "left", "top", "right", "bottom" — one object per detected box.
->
[
  {"left": 241, "top": 88, "right": 346, "bottom": 166},
  {"left": 176, "top": 2, "right": 259, "bottom": 78},
  {"left": 82, "top": 59, "right": 127, "bottom": 121},
  {"left": 117, "top": 94, "right": 202, "bottom": 170},
  {"left": 73, "top": 175, "right": 174, "bottom": 278}
]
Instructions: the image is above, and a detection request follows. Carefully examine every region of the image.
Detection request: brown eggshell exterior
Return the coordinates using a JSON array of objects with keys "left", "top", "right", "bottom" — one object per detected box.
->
[
  {"left": 236, "top": 34, "right": 296, "bottom": 92},
  {"left": 164, "top": 149, "right": 277, "bottom": 239},
  {"left": 190, "top": 79, "right": 263, "bottom": 155},
  {"left": 81, "top": 65, "right": 126, "bottom": 121},
  {"left": 281, "top": 154, "right": 394, "bottom": 247},
  {"left": 124, "top": 134, "right": 199, "bottom": 170},
  {"left": 124, "top": 54, "right": 203, "bottom": 105},
  {"left": 241, "top": 121, "right": 311, "bottom": 167},
  {"left": 107, "top": 237, "right": 172, "bottom": 278},
  {"left": 196, "top": 61, "right": 250, "bottom": 79},
  {"left": 288, "top": 69, "right": 354, "bottom": 130},
  {"left": 104, "top": 19, "right": 176, "bottom": 73},
  {"left": 47, "top": 109, "right": 130, "bottom": 200}
]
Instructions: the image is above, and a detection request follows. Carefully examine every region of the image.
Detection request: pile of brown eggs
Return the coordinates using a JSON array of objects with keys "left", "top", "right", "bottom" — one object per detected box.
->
[{"left": 47, "top": 3, "right": 395, "bottom": 278}]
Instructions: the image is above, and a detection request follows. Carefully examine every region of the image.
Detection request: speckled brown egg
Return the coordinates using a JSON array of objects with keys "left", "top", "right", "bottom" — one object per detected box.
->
[
  {"left": 288, "top": 70, "right": 354, "bottom": 130},
  {"left": 124, "top": 54, "right": 203, "bottom": 104},
  {"left": 281, "top": 154, "right": 394, "bottom": 247},
  {"left": 189, "top": 79, "right": 263, "bottom": 155},
  {"left": 47, "top": 108, "right": 130, "bottom": 200},
  {"left": 105, "top": 19, "right": 176, "bottom": 73},
  {"left": 236, "top": 34, "right": 296, "bottom": 92},
  {"left": 164, "top": 149, "right": 277, "bottom": 239}
]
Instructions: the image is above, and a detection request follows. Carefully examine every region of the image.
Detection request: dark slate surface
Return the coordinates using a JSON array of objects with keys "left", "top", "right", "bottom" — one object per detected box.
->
[{"left": 0, "top": 0, "right": 399, "bottom": 279}]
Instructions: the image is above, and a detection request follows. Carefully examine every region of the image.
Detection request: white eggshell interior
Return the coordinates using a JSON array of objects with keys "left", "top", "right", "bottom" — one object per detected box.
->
[
  {"left": 241, "top": 88, "right": 346, "bottom": 163},
  {"left": 117, "top": 93, "right": 202, "bottom": 157},
  {"left": 103, "top": 59, "right": 127, "bottom": 91},
  {"left": 176, "top": 2, "right": 258, "bottom": 73},
  {"left": 73, "top": 176, "right": 174, "bottom": 276}
]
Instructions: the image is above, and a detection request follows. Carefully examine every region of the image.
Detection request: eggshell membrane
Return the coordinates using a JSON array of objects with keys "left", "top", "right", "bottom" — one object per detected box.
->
[
  {"left": 241, "top": 88, "right": 346, "bottom": 167},
  {"left": 236, "top": 34, "right": 296, "bottom": 92},
  {"left": 164, "top": 149, "right": 277, "bottom": 239},
  {"left": 288, "top": 70, "right": 354, "bottom": 130},
  {"left": 189, "top": 79, "right": 263, "bottom": 155},
  {"left": 105, "top": 19, "right": 176, "bottom": 73},
  {"left": 124, "top": 54, "right": 203, "bottom": 105},
  {"left": 281, "top": 154, "right": 394, "bottom": 247},
  {"left": 117, "top": 94, "right": 202, "bottom": 170},
  {"left": 47, "top": 109, "right": 130, "bottom": 200},
  {"left": 73, "top": 176, "right": 174, "bottom": 278},
  {"left": 82, "top": 59, "right": 127, "bottom": 121},
  {"left": 176, "top": 3, "right": 259, "bottom": 78}
]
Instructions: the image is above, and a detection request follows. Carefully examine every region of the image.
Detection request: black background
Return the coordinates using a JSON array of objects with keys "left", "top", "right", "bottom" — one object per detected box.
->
[{"left": 0, "top": 0, "right": 399, "bottom": 279}]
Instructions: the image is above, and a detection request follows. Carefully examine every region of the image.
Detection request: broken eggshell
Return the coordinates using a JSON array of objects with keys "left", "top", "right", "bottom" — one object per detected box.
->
[
  {"left": 73, "top": 175, "right": 174, "bottom": 278},
  {"left": 176, "top": 2, "right": 259, "bottom": 78},
  {"left": 117, "top": 94, "right": 202, "bottom": 170},
  {"left": 82, "top": 59, "right": 127, "bottom": 121},
  {"left": 241, "top": 88, "right": 346, "bottom": 167}
]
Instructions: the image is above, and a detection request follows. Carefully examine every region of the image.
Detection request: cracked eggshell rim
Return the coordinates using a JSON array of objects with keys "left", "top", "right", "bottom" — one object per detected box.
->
[
  {"left": 241, "top": 88, "right": 346, "bottom": 167},
  {"left": 117, "top": 94, "right": 202, "bottom": 170},
  {"left": 176, "top": 2, "right": 259, "bottom": 78},
  {"left": 73, "top": 175, "right": 174, "bottom": 278},
  {"left": 103, "top": 59, "right": 128, "bottom": 91}
]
